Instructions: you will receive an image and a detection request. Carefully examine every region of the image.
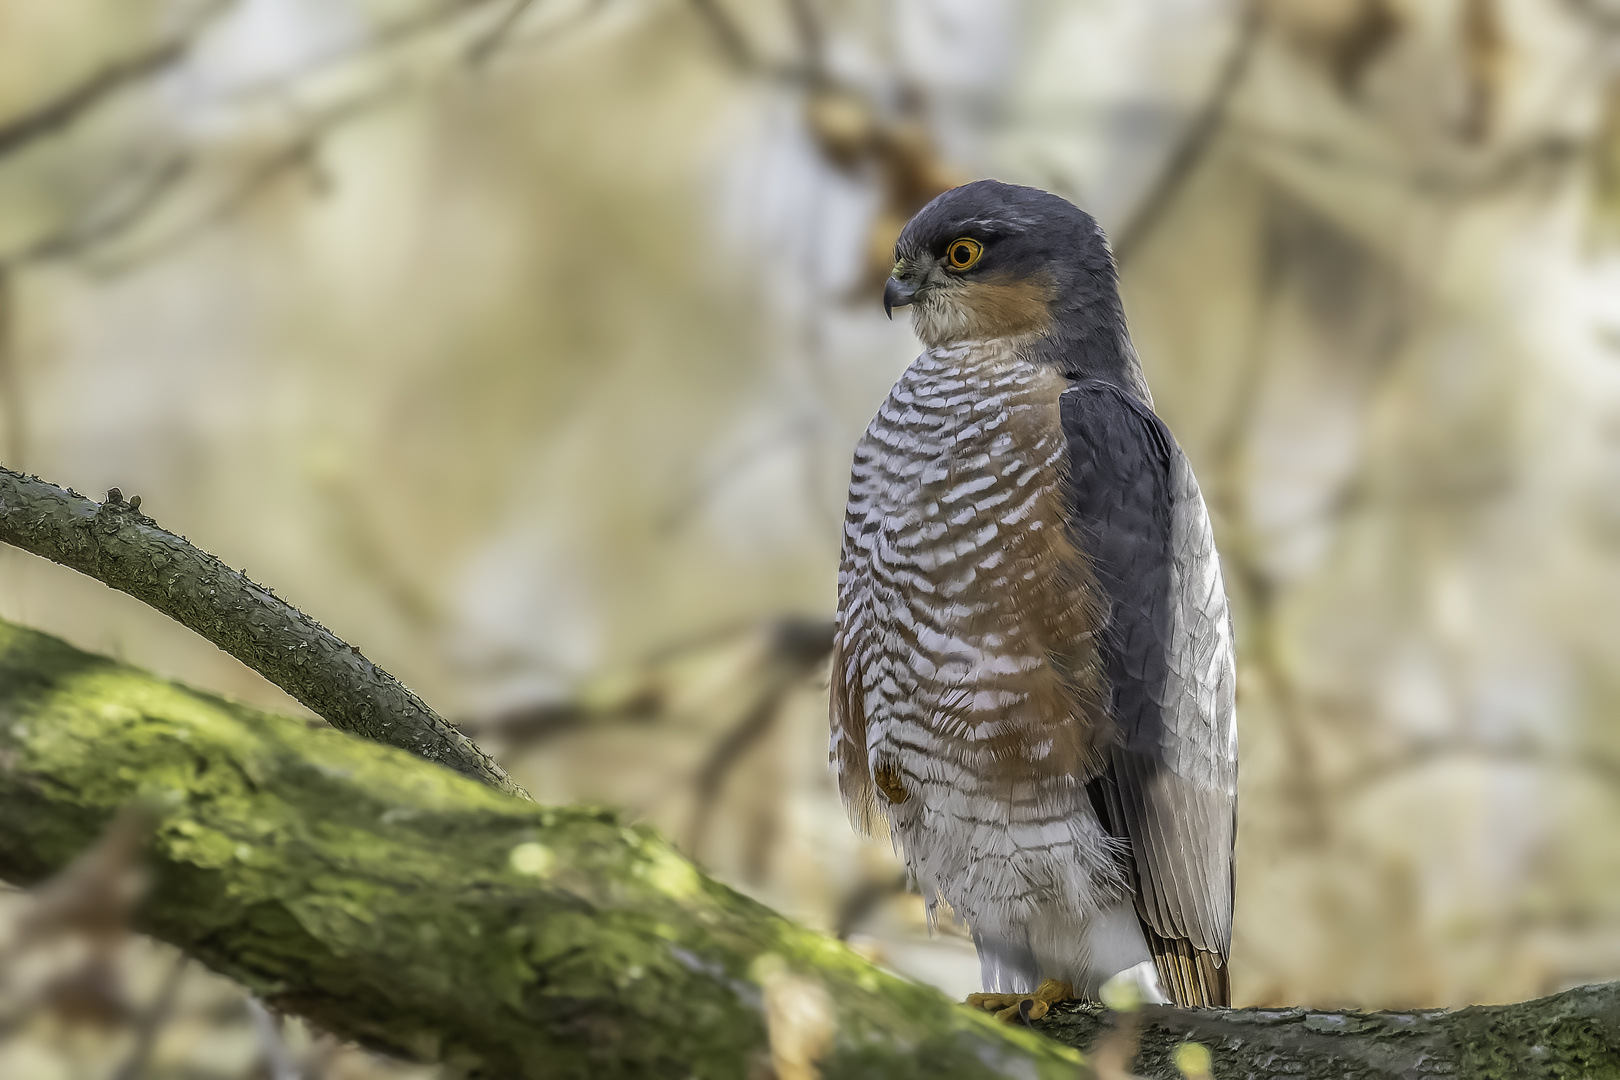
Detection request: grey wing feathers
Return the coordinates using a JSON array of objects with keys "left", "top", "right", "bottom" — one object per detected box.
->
[{"left": 1060, "top": 380, "right": 1237, "bottom": 1004}]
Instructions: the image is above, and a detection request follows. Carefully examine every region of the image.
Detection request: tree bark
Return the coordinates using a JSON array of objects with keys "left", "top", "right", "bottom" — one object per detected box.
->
[
  {"left": 4, "top": 468, "right": 1618, "bottom": 1078},
  {"left": 3, "top": 618, "right": 1617, "bottom": 1079},
  {"left": 1038, "top": 989, "right": 1620, "bottom": 1079},
  {"left": 0, "top": 617, "right": 1077, "bottom": 1080},
  {"left": 0, "top": 466, "right": 524, "bottom": 797}
]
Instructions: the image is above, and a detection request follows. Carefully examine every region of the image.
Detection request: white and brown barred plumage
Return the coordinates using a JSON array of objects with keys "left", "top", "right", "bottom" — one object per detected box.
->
[{"left": 832, "top": 181, "right": 1237, "bottom": 1007}]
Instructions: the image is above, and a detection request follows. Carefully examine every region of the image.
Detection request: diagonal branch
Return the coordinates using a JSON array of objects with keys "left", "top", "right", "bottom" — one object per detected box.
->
[
  {"left": 6, "top": 154, "right": 193, "bottom": 270},
  {"left": 0, "top": 618, "right": 1081, "bottom": 1079},
  {"left": 0, "top": 3, "right": 233, "bottom": 161},
  {"left": 1, "top": 616, "right": 1614, "bottom": 1077},
  {"left": 1112, "top": 0, "right": 1264, "bottom": 268},
  {"left": 0, "top": 466, "right": 526, "bottom": 799},
  {"left": 685, "top": 0, "right": 761, "bottom": 71},
  {"left": 467, "top": 0, "right": 542, "bottom": 65}
]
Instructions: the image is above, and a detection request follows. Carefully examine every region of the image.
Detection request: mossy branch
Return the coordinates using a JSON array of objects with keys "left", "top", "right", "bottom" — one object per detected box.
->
[
  {"left": 0, "top": 618, "right": 1079, "bottom": 1079},
  {"left": 4, "top": 620, "right": 1618, "bottom": 1078},
  {"left": 0, "top": 465, "right": 524, "bottom": 798},
  {"left": 3, "top": 468, "right": 1618, "bottom": 1078},
  {"left": 1038, "top": 987, "right": 1620, "bottom": 1078}
]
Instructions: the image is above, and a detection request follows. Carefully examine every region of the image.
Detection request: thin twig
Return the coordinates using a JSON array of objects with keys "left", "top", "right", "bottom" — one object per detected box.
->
[
  {"left": 686, "top": 0, "right": 759, "bottom": 70},
  {"left": 0, "top": 274, "right": 20, "bottom": 468},
  {"left": 641, "top": 614, "right": 832, "bottom": 669},
  {"left": 4, "top": 0, "right": 534, "bottom": 274},
  {"left": 111, "top": 953, "right": 190, "bottom": 1080},
  {"left": 0, "top": 467, "right": 527, "bottom": 798},
  {"left": 1330, "top": 738, "right": 1620, "bottom": 798},
  {"left": 833, "top": 869, "right": 910, "bottom": 940},
  {"left": 683, "top": 679, "right": 798, "bottom": 856},
  {"left": 0, "top": 1, "right": 235, "bottom": 160},
  {"left": 784, "top": 0, "right": 826, "bottom": 81},
  {"left": 88, "top": 134, "right": 325, "bottom": 277},
  {"left": 84, "top": 82, "right": 418, "bottom": 277},
  {"left": 1564, "top": 0, "right": 1620, "bottom": 32},
  {"left": 467, "top": 0, "right": 541, "bottom": 65},
  {"left": 467, "top": 616, "right": 831, "bottom": 749},
  {"left": 5, "top": 153, "right": 192, "bottom": 269},
  {"left": 682, "top": 620, "right": 834, "bottom": 856},
  {"left": 1242, "top": 126, "right": 1588, "bottom": 198},
  {"left": 211, "top": 0, "right": 513, "bottom": 106},
  {"left": 1112, "top": 0, "right": 1263, "bottom": 267},
  {"left": 248, "top": 999, "right": 301, "bottom": 1080}
]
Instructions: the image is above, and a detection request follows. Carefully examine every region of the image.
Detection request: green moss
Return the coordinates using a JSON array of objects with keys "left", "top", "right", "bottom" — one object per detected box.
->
[
  {"left": 0, "top": 618, "right": 1080, "bottom": 1079},
  {"left": 10, "top": 618, "right": 1615, "bottom": 1078},
  {"left": 1449, "top": 986, "right": 1620, "bottom": 1079}
]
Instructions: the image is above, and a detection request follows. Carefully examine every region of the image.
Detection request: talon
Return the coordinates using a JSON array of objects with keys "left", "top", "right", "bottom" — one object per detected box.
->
[
  {"left": 1034, "top": 978, "right": 1074, "bottom": 1005},
  {"left": 966, "top": 992, "right": 1021, "bottom": 1011},
  {"left": 967, "top": 981, "right": 1072, "bottom": 1023}
]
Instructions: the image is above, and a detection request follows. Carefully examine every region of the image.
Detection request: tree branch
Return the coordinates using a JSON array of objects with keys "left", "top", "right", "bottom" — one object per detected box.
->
[
  {"left": 2, "top": 616, "right": 1617, "bottom": 1077},
  {"left": 685, "top": 0, "right": 761, "bottom": 72},
  {"left": 6, "top": 153, "right": 193, "bottom": 270},
  {"left": 0, "top": 273, "right": 21, "bottom": 467},
  {"left": 0, "top": 0, "right": 538, "bottom": 273},
  {"left": 0, "top": 45, "right": 182, "bottom": 160},
  {"left": 0, "top": 618, "right": 1078, "bottom": 1079},
  {"left": 0, "top": 3, "right": 233, "bottom": 161},
  {"left": 466, "top": 0, "right": 541, "bottom": 66},
  {"left": 0, "top": 466, "right": 525, "bottom": 798},
  {"left": 1112, "top": 0, "right": 1263, "bottom": 268},
  {"left": 1038, "top": 987, "right": 1620, "bottom": 1079}
]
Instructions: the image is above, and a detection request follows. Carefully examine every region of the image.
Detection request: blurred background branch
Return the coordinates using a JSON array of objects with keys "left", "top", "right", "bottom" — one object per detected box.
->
[{"left": 0, "top": 1, "right": 229, "bottom": 161}]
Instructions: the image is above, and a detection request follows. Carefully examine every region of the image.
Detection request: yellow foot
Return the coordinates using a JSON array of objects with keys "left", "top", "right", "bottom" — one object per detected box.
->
[{"left": 965, "top": 978, "right": 1074, "bottom": 1023}]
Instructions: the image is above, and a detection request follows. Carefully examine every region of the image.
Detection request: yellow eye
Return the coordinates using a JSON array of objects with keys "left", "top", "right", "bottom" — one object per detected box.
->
[{"left": 944, "top": 237, "right": 983, "bottom": 271}]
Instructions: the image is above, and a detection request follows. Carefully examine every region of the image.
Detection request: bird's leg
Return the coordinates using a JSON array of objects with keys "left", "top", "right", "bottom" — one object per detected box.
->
[{"left": 965, "top": 978, "right": 1073, "bottom": 1023}]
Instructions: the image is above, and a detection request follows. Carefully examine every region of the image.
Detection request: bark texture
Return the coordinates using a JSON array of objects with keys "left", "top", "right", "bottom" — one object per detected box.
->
[
  {"left": 1039, "top": 990, "right": 1620, "bottom": 1079},
  {"left": 0, "top": 618, "right": 1076, "bottom": 1080},
  {"left": 2, "top": 616, "right": 1618, "bottom": 1077},
  {"left": 0, "top": 466, "right": 524, "bottom": 797}
]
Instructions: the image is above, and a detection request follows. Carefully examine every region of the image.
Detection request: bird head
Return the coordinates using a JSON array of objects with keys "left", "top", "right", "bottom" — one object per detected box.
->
[{"left": 884, "top": 180, "right": 1124, "bottom": 356}]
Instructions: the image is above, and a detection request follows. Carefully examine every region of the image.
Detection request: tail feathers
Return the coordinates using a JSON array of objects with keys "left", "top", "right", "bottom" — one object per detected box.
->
[{"left": 1145, "top": 926, "right": 1229, "bottom": 1007}]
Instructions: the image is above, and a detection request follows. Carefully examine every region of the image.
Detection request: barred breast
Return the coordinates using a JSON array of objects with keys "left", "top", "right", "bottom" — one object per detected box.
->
[{"left": 831, "top": 339, "right": 1125, "bottom": 937}]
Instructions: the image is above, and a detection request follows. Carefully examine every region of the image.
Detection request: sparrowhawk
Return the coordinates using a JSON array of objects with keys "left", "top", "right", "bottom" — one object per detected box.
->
[{"left": 831, "top": 180, "right": 1237, "bottom": 1012}]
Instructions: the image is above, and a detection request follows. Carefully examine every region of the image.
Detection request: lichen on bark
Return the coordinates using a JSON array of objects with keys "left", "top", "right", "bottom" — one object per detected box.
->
[
  {"left": 1038, "top": 986, "right": 1620, "bottom": 1079},
  {"left": 3, "top": 619, "right": 1619, "bottom": 1077},
  {"left": 0, "top": 618, "right": 1078, "bottom": 1079}
]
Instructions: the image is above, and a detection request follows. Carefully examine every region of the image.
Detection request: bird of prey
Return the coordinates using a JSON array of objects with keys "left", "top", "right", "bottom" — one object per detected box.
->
[{"left": 831, "top": 180, "right": 1236, "bottom": 1013}]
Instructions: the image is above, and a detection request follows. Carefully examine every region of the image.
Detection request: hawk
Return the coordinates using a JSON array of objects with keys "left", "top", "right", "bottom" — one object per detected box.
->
[{"left": 831, "top": 180, "right": 1236, "bottom": 1011}]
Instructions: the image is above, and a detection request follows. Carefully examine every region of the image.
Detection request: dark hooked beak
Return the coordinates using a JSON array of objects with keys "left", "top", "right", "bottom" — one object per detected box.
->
[{"left": 883, "top": 276, "right": 917, "bottom": 319}]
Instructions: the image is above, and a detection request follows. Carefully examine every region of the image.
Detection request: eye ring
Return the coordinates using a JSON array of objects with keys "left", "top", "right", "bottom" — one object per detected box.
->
[{"left": 944, "top": 237, "right": 983, "bottom": 272}]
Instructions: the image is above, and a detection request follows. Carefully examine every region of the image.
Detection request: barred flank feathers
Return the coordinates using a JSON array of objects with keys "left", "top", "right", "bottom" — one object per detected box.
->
[{"left": 831, "top": 339, "right": 1125, "bottom": 939}]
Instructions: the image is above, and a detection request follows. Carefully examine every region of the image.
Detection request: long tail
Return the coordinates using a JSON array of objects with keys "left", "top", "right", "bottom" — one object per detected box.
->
[{"left": 1144, "top": 924, "right": 1229, "bottom": 1007}]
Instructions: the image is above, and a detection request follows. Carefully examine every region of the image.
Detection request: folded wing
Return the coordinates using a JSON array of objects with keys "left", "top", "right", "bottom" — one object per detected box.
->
[{"left": 1060, "top": 380, "right": 1238, "bottom": 1006}]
